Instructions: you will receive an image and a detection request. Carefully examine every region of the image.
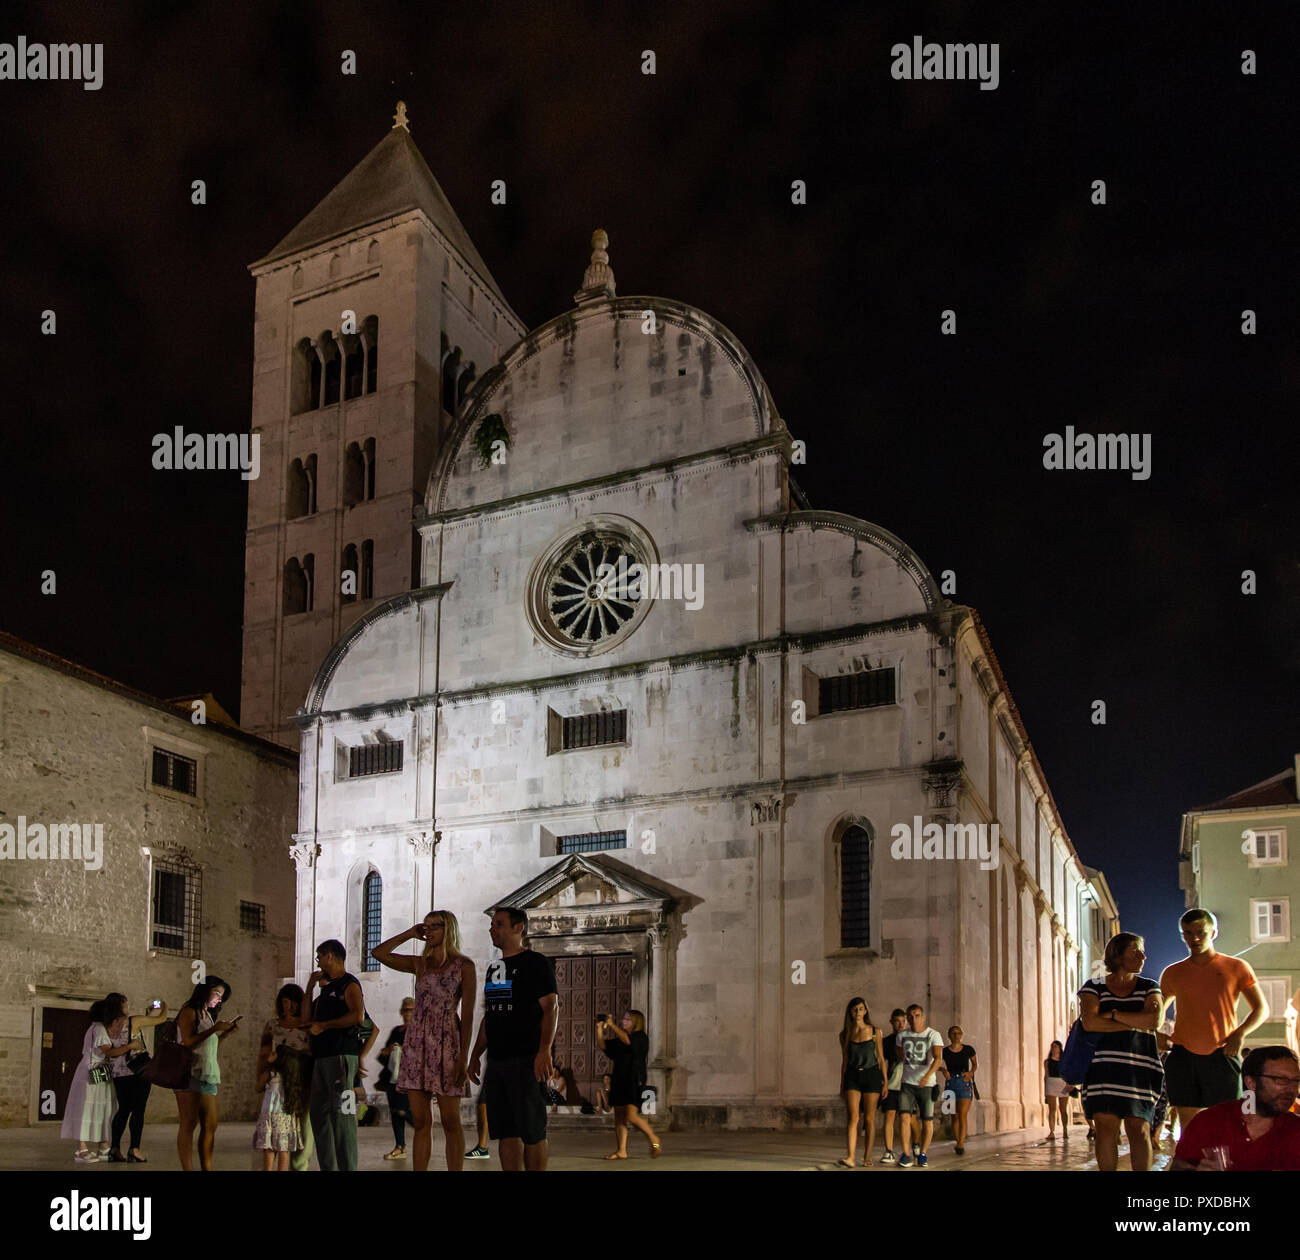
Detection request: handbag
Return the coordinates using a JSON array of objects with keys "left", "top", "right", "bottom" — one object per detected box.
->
[
  {"left": 124, "top": 1020, "right": 152, "bottom": 1076},
  {"left": 143, "top": 1019, "right": 192, "bottom": 1090},
  {"left": 1059, "top": 1018, "right": 1100, "bottom": 1084},
  {"left": 88, "top": 1063, "right": 111, "bottom": 1085}
]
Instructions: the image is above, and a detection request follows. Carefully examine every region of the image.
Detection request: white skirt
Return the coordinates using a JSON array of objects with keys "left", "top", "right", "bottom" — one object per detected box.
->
[
  {"left": 61, "top": 1074, "right": 115, "bottom": 1142},
  {"left": 1044, "top": 1076, "right": 1070, "bottom": 1098}
]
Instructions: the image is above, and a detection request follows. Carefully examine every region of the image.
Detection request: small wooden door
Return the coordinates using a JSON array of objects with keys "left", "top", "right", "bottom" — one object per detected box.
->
[
  {"left": 550, "top": 953, "right": 634, "bottom": 1106},
  {"left": 40, "top": 1007, "right": 89, "bottom": 1122}
]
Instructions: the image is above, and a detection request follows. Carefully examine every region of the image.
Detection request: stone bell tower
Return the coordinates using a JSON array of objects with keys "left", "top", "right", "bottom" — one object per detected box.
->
[{"left": 240, "top": 103, "right": 526, "bottom": 745}]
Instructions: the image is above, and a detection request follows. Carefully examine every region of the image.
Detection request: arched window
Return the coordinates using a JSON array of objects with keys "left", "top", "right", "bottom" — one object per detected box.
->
[
  {"left": 363, "top": 436, "right": 376, "bottom": 499},
  {"left": 283, "top": 558, "right": 307, "bottom": 616},
  {"left": 362, "top": 871, "right": 382, "bottom": 971},
  {"left": 319, "top": 332, "right": 341, "bottom": 406},
  {"left": 367, "top": 239, "right": 380, "bottom": 264},
  {"left": 441, "top": 345, "right": 461, "bottom": 414},
  {"left": 343, "top": 442, "right": 364, "bottom": 507},
  {"left": 342, "top": 334, "right": 364, "bottom": 400},
  {"left": 340, "top": 543, "right": 358, "bottom": 604},
  {"left": 286, "top": 458, "right": 309, "bottom": 519},
  {"left": 363, "top": 316, "right": 379, "bottom": 395},
  {"left": 328, "top": 253, "right": 342, "bottom": 279},
  {"left": 361, "top": 539, "right": 374, "bottom": 601},
  {"left": 292, "top": 338, "right": 319, "bottom": 413},
  {"left": 839, "top": 824, "right": 872, "bottom": 948}
]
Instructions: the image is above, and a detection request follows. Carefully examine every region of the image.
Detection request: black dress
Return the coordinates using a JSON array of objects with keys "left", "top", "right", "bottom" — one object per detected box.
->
[{"left": 604, "top": 1031, "right": 649, "bottom": 1108}]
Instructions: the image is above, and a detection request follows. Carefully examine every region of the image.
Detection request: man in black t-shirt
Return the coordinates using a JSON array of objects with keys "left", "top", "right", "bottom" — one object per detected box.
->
[
  {"left": 302, "top": 939, "right": 364, "bottom": 1171},
  {"left": 468, "top": 906, "right": 558, "bottom": 1171}
]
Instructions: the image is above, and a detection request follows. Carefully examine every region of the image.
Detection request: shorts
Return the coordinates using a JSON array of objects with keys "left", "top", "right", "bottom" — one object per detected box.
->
[
  {"left": 842, "top": 1066, "right": 885, "bottom": 1095},
  {"left": 177, "top": 1081, "right": 219, "bottom": 1097},
  {"left": 946, "top": 1076, "right": 973, "bottom": 1100},
  {"left": 900, "top": 1081, "right": 935, "bottom": 1120},
  {"left": 483, "top": 1056, "right": 548, "bottom": 1145},
  {"left": 1164, "top": 1045, "right": 1241, "bottom": 1108}
]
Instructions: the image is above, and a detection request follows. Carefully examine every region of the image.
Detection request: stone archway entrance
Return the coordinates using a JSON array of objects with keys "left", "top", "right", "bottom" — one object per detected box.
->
[{"left": 487, "top": 854, "right": 684, "bottom": 1113}]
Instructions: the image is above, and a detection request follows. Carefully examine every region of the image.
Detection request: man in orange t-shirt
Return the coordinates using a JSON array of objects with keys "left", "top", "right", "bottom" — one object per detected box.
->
[{"left": 1159, "top": 908, "right": 1268, "bottom": 1131}]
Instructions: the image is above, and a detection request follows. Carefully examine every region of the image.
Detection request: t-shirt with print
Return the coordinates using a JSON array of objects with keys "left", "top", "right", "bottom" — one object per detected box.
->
[
  {"left": 1159, "top": 953, "right": 1258, "bottom": 1056},
  {"left": 484, "top": 950, "right": 557, "bottom": 1060},
  {"left": 897, "top": 1026, "right": 944, "bottom": 1086}
]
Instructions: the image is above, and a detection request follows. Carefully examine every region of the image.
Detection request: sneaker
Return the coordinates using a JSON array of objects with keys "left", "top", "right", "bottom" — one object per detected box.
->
[
  {"left": 897, "top": 1154, "right": 912, "bottom": 1167},
  {"left": 382, "top": 1147, "right": 406, "bottom": 1160},
  {"left": 916, "top": 1152, "right": 928, "bottom": 1167},
  {"left": 879, "top": 1149, "right": 895, "bottom": 1163},
  {"left": 464, "top": 1145, "right": 490, "bottom": 1159}
]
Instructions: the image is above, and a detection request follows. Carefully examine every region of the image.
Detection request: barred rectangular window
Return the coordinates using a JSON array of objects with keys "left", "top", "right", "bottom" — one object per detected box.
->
[
  {"left": 348, "top": 741, "right": 404, "bottom": 777},
  {"left": 239, "top": 901, "right": 266, "bottom": 933},
  {"left": 819, "top": 668, "right": 896, "bottom": 715},
  {"left": 557, "top": 831, "right": 627, "bottom": 855},
  {"left": 152, "top": 748, "right": 197, "bottom": 795},
  {"left": 562, "top": 710, "right": 627, "bottom": 750},
  {"left": 152, "top": 856, "right": 201, "bottom": 956}
]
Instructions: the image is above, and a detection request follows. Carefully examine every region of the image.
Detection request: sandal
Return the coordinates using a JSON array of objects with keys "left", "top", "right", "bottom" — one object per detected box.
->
[
  {"left": 836, "top": 1157, "right": 855, "bottom": 1167},
  {"left": 605, "top": 1152, "right": 627, "bottom": 1159},
  {"left": 650, "top": 1141, "right": 661, "bottom": 1159}
]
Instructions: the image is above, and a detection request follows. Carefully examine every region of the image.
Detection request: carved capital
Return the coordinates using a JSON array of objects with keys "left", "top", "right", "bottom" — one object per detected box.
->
[
  {"left": 408, "top": 831, "right": 439, "bottom": 857},
  {"left": 289, "top": 842, "right": 320, "bottom": 870},
  {"left": 648, "top": 921, "right": 676, "bottom": 950},
  {"left": 750, "top": 796, "right": 782, "bottom": 825},
  {"left": 921, "top": 759, "right": 963, "bottom": 809}
]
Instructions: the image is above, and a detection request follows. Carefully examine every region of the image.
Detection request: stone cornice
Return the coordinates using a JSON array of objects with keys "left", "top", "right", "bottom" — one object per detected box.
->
[
  {"left": 302, "top": 583, "right": 452, "bottom": 717},
  {"left": 744, "top": 511, "right": 942, "bottom": 613}
]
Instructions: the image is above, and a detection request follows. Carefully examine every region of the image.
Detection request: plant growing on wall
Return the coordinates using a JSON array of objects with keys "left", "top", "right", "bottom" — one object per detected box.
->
[{"left": 472, "top": 412, "right": 510, "bottom": 468}]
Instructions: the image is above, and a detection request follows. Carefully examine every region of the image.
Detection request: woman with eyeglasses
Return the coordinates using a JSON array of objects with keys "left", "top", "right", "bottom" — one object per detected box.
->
[
  {"left": 372, "top": 910, "right": 477, "bottom": 1171},
  {"left": 377, "top": 997, "right": 416, "bottom": 1159}
]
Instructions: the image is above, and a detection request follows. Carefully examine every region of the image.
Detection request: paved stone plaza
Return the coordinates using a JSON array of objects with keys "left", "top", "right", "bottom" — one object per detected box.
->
[{"left": 0, "top": 1118, "right": 1171, "bottom": 1172}]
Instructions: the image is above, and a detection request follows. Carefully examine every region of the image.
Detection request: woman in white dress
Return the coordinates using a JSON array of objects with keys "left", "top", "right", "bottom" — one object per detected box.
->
[{"left": 62, "top": 998, "right": 136, "bottom": 1161}]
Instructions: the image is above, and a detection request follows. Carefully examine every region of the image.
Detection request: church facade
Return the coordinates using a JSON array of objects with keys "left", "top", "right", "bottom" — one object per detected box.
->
[{"left": 248, "top": 112, "right": 1112, "bottom": 1131}]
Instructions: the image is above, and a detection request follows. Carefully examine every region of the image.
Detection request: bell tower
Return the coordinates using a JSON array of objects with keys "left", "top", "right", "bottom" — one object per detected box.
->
[{"left": 240, "top": 104, "right": 526, "bottom": 745}]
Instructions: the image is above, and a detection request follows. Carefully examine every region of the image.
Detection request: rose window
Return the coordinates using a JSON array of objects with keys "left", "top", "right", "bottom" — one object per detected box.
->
[{"left": 544, "top": 532, "right": 644, "bottom": 646}]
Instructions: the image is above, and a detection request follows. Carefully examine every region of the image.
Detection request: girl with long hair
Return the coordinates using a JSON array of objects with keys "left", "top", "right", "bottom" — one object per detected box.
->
[
  {"left": 103, "top": 992, "right": 168, "bottom": 1163},
  {"left": 61, "top": 998, "right": 121, "bottom": 1161},
  {"left": 942, "top": 1025, "right": 977, "bottom": 1155},
  {"left": 597, "top": 1009, "right": 660, "bottom": 1159},
  {"left": 174, "top": 976, "right": 241, "bottom": 1171},
  {"left": 836, "top": 995, "right": 886, "bottom": 1167},
  {"left": 1044, "top": 1038, "right": 1070, "bottom": 1140},
  {"left": 372, "top": 910, "right": 477, "bottom": 1171}
]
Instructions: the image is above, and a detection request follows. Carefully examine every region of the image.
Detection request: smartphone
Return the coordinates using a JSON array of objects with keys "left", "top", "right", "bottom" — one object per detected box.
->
[{"left": 149, "top": 1000, "right": 162, "bottom": 1011}]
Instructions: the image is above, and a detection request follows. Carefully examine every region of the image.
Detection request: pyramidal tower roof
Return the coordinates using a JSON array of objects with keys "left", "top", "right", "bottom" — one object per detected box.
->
[{"left": 256, "top": 104, "right": 511, "bottom": 309}]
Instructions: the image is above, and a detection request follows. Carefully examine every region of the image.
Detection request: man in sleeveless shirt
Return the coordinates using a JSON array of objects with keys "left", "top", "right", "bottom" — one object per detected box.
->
[{"left": 303, "top": 939, "right": 366, "bottom": 1171}]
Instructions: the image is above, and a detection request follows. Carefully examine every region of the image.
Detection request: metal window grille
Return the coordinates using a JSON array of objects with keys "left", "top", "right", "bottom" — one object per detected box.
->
[
  {"left": 819, "top": 668, "right": 896, "bottom": 715},
  {"left": 152, "top": 855, "right": 201, "bottom": 956},
  {"left": 151, "top": 748, "right": 197, "bottom": 795},
  {"left": 363, "top": 872, "right": 383, "bottom": 971},
  {"left": 840, "top": 826, "right": 871, "bottom": 947},
  {"left": 348, "top": 741, "right": 403, "bottom": 777},
  {"left": 562, "top": 710, "right": 627, "bottom": 750},
  {"left": 239, "top": 901, "right": 266, "bottom": 933},
  {"left": 557, "top": 831, "right": 627, "bottom": 855}
]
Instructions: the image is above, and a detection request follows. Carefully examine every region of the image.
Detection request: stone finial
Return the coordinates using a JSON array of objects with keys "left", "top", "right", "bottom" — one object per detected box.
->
[
  {"left": 393, "top": 100, "right": 410, "bottom": 131},
  {"left": 575, "top": 228, "right": 616, "bottom": 302}
]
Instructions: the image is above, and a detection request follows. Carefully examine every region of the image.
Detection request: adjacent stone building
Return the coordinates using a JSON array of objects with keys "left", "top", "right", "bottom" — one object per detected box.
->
[
  {"left": 271, "top": 113, "right": 1112, "bottom": 1132},
  {"left": 0, "top": 633, "right": 297, "bottom": 1127},
  {"left": 1180, "top": 758, "right": 1299, "bottom": 1054}
]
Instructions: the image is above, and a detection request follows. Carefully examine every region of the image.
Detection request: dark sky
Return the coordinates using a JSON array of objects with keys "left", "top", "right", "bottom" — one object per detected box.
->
[{"left": 2, "top": 1, "right": 1296, "bottom": 979}]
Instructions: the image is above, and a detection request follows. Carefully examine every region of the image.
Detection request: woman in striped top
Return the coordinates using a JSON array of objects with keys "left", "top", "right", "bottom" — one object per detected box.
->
[{"left": 1077, "top": 932, "right": 1163, "bottom": 1171}]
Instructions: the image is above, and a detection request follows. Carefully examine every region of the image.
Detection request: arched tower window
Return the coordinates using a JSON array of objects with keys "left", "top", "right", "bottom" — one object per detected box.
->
[
  {"left": 361, "top": 539, "right": 374, "bottom": 601},
  {"left": 292, "top": 338, "right": 319, "bottom": 413},
  {"left": 839, "top": 824, "right": 872, "bottom": 948},
  {"left": 283, "top": 557, "right": 307, "bottom": 616},
  {"left": 340, "top": 543, "right": 358, "bottom": 604},
  {"left": 343, "top": 442, "right": 364, "bottom": 507},
  {"left": 319, "top": 332, "right": 341, "bottom": 406},
  {"left": 286, "top": 458, "right": 309, "bottom": 520},
  {"left": 363, "top": 436, "right": 376, "bottom": 499},
  {"left": 367, "top": 239, "right": 380, "bottom": 264},
  {"left": 362, "top": 871, "right": 382, "bottom": 971},
  {"left": 441, "top": 346, "right": 461, "bottom": 414},
  {"left": 456, "top": 361, "right": 476, "bottom": 409},
  {"left": 342, "top": 333, "right": 364, "bottom": 400},
  {"left": 363, "top": 316, "right": 379, "bottom": 395}
]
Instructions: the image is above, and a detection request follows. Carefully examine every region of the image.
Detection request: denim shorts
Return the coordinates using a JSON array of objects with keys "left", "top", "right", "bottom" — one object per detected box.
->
[
  {"left": 178, "top": 1081, "right": 219, "bottom": 1097},
  {"left": 946, "top": 1076, "right": 973, "bottom": 1100}
]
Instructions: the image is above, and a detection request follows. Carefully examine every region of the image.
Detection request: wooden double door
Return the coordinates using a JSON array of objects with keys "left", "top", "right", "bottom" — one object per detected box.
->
[{"left": 550, "top": 952, "right": 635, "bottom": 1107}]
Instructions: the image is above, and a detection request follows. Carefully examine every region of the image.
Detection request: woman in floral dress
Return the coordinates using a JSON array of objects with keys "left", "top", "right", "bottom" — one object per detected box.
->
[
  {"left": 253, "top": 983, "right": 312, "bottom": 1170},
  {"left": 372, "top": 909, "right": 477, "bottom": 1171}
]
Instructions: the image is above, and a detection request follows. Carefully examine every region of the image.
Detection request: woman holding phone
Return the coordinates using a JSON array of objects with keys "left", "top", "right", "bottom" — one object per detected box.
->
[
  {"left": 597, "top": 1010, "right": 660, "bottom": 1159},
  {"left": 104, "top": 993, "right": 169, "bottom": 1163},
  {"left": 174, "top": 976, "right": 240, "bottom": 1171}
]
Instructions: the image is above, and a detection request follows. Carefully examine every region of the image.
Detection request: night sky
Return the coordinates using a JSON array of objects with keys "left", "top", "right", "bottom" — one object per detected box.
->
[{"left": 2, "top": 1, "right": 1296, "bottom": 980}]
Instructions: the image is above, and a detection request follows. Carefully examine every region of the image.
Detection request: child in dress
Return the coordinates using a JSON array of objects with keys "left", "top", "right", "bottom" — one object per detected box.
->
[{"left": 253, "top": 984, "right": 312, "bottom": 1171}]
